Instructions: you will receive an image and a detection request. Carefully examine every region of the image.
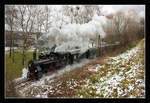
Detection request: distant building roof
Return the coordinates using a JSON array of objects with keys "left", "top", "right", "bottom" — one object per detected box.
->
[{"left": 5, "top": 30, "right": 43, "bottom": 35}]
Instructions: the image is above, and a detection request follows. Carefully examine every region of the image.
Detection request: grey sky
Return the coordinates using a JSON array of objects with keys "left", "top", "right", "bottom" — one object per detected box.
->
[
  {"left": 50, "top": 5, "right": 145, "bottom": 17},
  {"left": 101, "top": 5, "right": 145, "bottom": 16}
]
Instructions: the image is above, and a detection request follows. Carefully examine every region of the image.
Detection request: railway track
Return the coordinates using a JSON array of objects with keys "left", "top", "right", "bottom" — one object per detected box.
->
[{"left": 15, "top": 61, "right": 89, "bottom": 92}]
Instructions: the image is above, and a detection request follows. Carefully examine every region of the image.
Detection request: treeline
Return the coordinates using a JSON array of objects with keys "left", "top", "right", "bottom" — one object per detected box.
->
[
  {"left": 5, "top": 5, "right": 103, "bottom": 66},
  {"left": 103, "top": 10, "right": 144, "bottom": 47},
  {"left": 5, "top": 5, "right": 145, "bottom": 68}
]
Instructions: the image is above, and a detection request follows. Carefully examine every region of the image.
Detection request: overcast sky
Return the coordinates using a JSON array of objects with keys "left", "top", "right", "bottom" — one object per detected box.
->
[
  {"left": 49, "top": 5, "right": 145, "bottom": 17},
  {"left": 101, "top": 5, "right": 145, "bottom": 16},
  {"left": 5, "top": 5, "right": 145, "bottom": 31}
]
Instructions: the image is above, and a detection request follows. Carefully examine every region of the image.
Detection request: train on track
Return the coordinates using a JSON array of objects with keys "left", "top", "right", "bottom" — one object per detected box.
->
[
  {"left": 27, "top": 41, "right": 120, "bottom": 80},
  {"left": 27, "top": 45, "right": 97, "bottom": 80}
]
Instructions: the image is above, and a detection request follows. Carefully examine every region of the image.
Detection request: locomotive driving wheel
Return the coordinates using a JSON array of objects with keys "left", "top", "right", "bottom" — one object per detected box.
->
[
  {"left": 36, "top": 71, "right": 43, "bottom": 80},
  {"left": 27, "top": 71, "right": 30, "bottom": 79},
  {"left": 36, "top": 66, "right": 43, "bottom": 80}
]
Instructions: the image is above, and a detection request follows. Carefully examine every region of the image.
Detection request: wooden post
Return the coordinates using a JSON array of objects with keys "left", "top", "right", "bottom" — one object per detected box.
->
[
  {"left": 97, "top": 35, "right": 101, "bottom": 57},
  {"left": 100, "top": 35, "right": 101, "bottom": 56}
]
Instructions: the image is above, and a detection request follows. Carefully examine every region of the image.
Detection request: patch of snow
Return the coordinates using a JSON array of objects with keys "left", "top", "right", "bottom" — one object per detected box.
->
[
  {"left": 5, "top": 47, "right": 18, "bottom": 52},
  {"left": 22, "top": 68, "right": 28, "bottom": 78},
  {"left": 14, "top": 68, "right": 28, "bottom": 83},
  {"left": 96, "top": 88, "right": 101, "bottom": 94},
  {"left": 88, "top": 64, "right": 105, "bottom": 72},
  {"left": 88, "top": 67, "right": 99, "bottom": 72},
  {"left": 129, "top": 95, "right": 136, "bottom": 98},
  {"left": 35, "top": 94, "right": 40, "bottom": 98},
  {"left": 128, "top": 85, "right": 134, "bottom": 91},
  {"left": 80, "top": 95, "right": 83, "bottom": 98}
]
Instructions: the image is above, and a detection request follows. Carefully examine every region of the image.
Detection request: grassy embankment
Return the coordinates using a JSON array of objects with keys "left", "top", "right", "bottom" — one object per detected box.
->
[
  {"left": 5, "top": 51, "right": 39, "bottom": 97},
  {"left": 5, "top": 52, "right": 39, "bottom": 79},
  {"left": 76, "top": 39, "right": 145, "bottom": 98}
]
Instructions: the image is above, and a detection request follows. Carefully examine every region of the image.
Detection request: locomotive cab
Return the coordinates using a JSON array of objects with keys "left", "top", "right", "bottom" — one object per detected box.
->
[{"left": 27, "top": 60, "right": 43, "bottom": 79}]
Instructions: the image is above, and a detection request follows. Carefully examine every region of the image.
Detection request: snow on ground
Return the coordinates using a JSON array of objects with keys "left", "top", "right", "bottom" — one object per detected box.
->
[
  {"left": 88, "top": 64, "right": 105, "bottom": 72},
  {"left": 5, "top": 47, "right": 34, "bottom": 53},
  {"left": 15, "top": 59, "right": 92, "bottom": 98},
  {"left": 15, "top": 40, "right": 145, "bottom": 98},
  {"left": 78, "top": 40, "right": 145, "bottom": 98},
  {"left": 5, "top": 47, "right": 18, "bottom": 52},
  {"left": 14, "top": 68, "right": 28, "bottom": 83}
]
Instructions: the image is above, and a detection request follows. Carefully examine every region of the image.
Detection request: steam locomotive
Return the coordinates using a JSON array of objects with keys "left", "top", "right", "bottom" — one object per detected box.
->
[{"left": 27, "top": 46, "right": 94, "bottom": 80}]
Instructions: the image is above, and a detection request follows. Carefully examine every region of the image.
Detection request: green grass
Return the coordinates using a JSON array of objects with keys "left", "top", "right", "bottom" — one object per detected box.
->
[{"left": 5, "top": 52, "right": 39, "bottom": 79}]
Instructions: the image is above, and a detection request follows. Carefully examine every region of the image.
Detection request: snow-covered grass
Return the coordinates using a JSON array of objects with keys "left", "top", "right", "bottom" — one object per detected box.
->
[
  {"left": 77, "top": 39, "right": 145, "bottom": 98},
  {"left": 14, "top": 68, "right": 28, "bottom": 83}
]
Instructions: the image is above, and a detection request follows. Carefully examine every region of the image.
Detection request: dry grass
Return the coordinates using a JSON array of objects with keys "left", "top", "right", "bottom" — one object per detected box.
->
[
  {"left": 5, "top": 71, "right": 19, "bottom": 98},
  {"left": 47, "top": 64, "right": 93, "bottom": 97},
  {"left": 76, "top": 39, "right": 145, "bottom": 98}
]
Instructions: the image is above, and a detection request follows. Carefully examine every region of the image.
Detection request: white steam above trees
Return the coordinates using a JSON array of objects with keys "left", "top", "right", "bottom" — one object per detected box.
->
[
  {"left": 35, "top": 5, "right": 144, "bottom": 53},
  {"left": 37, "top": 15, "right": 107, "bottom": 52}
]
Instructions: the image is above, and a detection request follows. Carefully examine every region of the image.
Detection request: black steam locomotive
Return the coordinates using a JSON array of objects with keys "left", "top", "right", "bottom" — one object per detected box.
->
[{"left": 27, "top": 46, "right": 93, "bottom": 80}]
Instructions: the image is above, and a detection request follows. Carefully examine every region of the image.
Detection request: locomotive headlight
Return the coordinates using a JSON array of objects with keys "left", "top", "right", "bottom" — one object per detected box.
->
[
  {"left": 29, "top": 64, "right": 31, "bottom": 67},
  {"left": 35, "top": 70, "right": 37, "bottom": 72}
]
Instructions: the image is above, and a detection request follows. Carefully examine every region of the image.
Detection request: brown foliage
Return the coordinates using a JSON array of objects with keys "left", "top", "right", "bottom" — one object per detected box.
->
[
  {"left": 103, "top": 11, "right": 144, "bottom": 46},
  {"left": 106, "top": 14, "right": 113, "bottom": 19}
]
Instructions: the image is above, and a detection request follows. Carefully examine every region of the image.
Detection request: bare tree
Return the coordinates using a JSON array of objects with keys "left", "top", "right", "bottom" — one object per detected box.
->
[
  {"left": 113, "top": 12, "right": 128, "bottom": 45},
  {"left": 103, "top": 10, "right": 142, "bottom": 46},
  {"left": 42, "top": 6, "right": 53, "bottom": 32},
  {"left": 44, "top": 6, "right": 49, "bottom": 32},
  {"left": 102, "top": 19, "right": 118, "bottom": 43},
  {"left": 53, "top": 8, "right": 68, "bottom": 29},
  {"left": 5, "top": 5, "right": 17, "bottom": 62},
  {"left": 15, "top": 5, "right": 38, "bottom": 67},
  {"left": 138, "top": 17, "right": 145, "bottom": 39},
  {"left": 62, "top": 5, "right": 103, "bottom": 24},
  {"left": 103, "top": 12, "right": 130, "bottom": 45},
  {"left": 35, "top": 6, "right": 45, "bottom": 33}
]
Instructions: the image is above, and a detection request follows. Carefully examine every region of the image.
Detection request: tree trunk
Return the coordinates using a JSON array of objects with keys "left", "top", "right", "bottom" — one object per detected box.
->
[
  {"left": 9, "top": 46, "right": 12, "bottom": 58},
  {"left": 22, "top": 48, "right": 26, "bottom": 67},
  {"left": 12, "top": 39, "right": 15, "bottom": 63},
  {"left": 12, "top": 29, "right": 15, "bottom": 63},
  {"left": 9, "top": 30, "right": 13, "bottom": 58}
]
